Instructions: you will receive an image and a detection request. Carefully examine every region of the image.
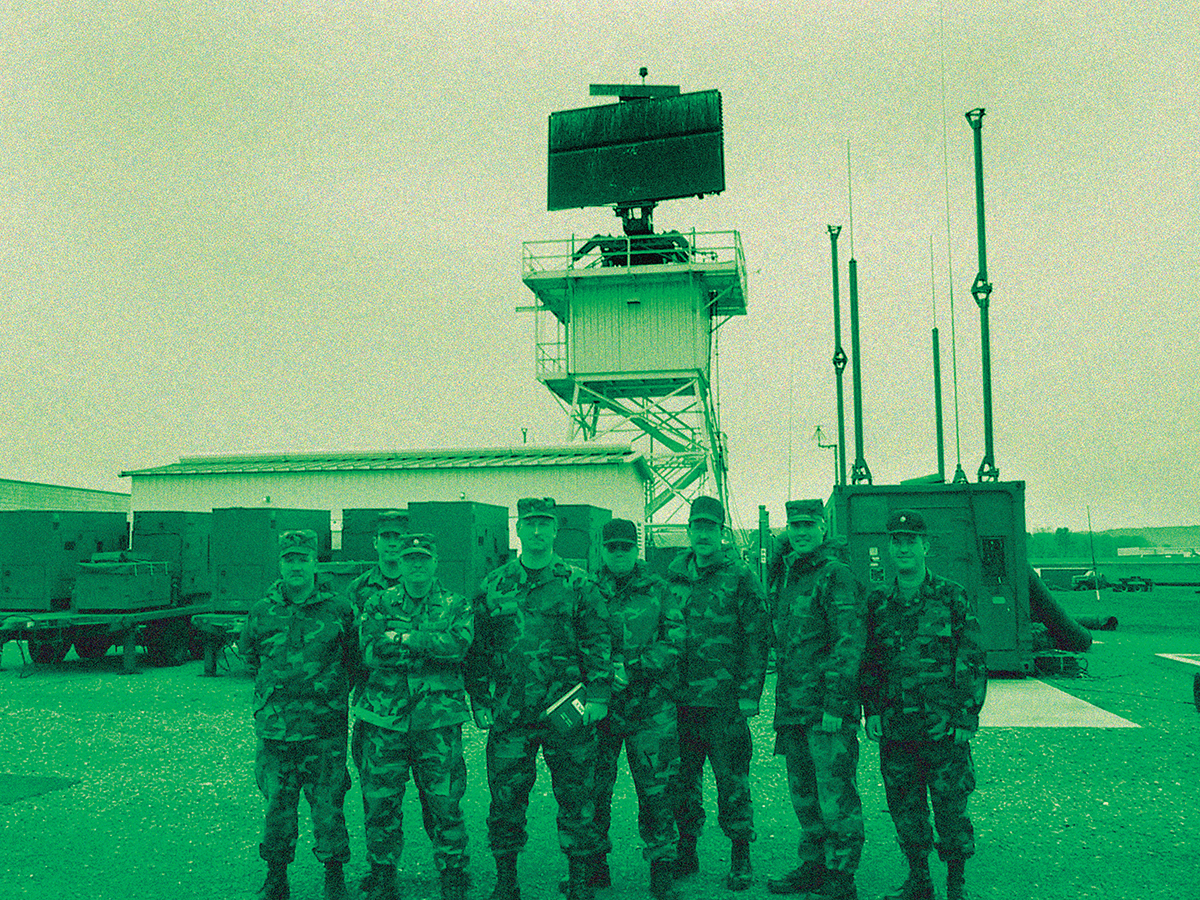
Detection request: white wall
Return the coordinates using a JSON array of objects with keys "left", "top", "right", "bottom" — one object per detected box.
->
[{"left": 127, "top": 465, "right": 646, "bottom": 530}]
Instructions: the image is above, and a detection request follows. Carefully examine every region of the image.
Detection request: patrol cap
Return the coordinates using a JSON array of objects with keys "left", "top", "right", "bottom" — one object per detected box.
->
[
  {"left": 785, "top": 499, "right": 825, "bottom": 524},
  {"left": 398, "top": 533, "right": 436, "bottom": 557},
  {"left": 886, "top": 509, "right": 927, "bottom": 535},
  {"left": 688, "top": 495, "right": 725, "bottom": 526},
  {"left": 602, "top": 518, "right": 638, "bottom": 547},
  {"left": 517, "top": 497, "right": 557, "bottom": 520},
  {"left": 278, "top": 529, "right": 318, "bottom": 557},
  {"left": 376, "top": 510, "right": 407, "bottom": 533}
]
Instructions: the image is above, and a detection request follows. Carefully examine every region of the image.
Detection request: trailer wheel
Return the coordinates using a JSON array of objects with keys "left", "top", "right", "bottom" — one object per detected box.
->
[
  {"left": 144, "top": 618, "right": 190, "bottom": 667},
  {"left": 73, "top": 633, "right": 112, "bottom": 660},
  {"left": 28, "top": 636, "right": 70, "bottom": 665}
]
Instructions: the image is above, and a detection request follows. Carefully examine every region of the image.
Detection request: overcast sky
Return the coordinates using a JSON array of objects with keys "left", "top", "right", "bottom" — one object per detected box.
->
[{"left": 2, "top": 0, "right": 1197, "bottom": 533}]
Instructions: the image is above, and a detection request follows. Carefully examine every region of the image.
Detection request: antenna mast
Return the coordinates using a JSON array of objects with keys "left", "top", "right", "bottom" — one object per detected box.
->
[
  {"left": 967, "top": 108, "right": 999, "bottom": 481},
  {"left": 846, "top": 141, "right": 872, "bottom": 485}
]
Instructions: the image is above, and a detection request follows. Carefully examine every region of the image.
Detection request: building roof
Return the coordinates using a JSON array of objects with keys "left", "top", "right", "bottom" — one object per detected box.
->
[
  {"left": 2, "top": 475, "right": 129, "bottom": 498},
  {"left": 121, "top": 446, "right": 652, "bottom": 480}
]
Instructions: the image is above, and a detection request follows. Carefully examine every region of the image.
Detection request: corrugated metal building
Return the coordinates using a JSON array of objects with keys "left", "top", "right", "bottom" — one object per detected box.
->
[
  {"left": 0, "top": 476, "right": 130, "bottom": 513},
  {"left": 121, "top": 445, "right": 650, "bottom": 531}
]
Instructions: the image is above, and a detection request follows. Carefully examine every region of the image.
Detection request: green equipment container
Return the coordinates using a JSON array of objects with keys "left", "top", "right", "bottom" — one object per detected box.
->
[
  {"left": 131, "top": 511, "right": 212, "bottom": 600},
  {"left": 552, "top": 504, "right": 612, "bottom": 573},
  {"left": 0, "top": 511, "right": 129, "bottom": 612},
  {"left": 405, "top": 501, "right": 509, "bottom": 597},
  {"left": 828, "top": 481, "right": 1033, "bottom": 675},
  {"left": 72, "top": 557, "right": 172, "bottom": 612},
  {"left": 210, "top": 508, "right": 331, "bottom": 614},
  {"left": 338, "top": 508, "right": 406, "bottom": 562}
]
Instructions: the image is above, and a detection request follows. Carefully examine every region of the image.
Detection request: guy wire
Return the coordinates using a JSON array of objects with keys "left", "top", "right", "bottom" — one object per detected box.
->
[
  {"left": 939, "top": 0, "right": 963, "bottom": 471},
  {"left": 846, "top": 140, "right": 854, "bottom": 257}
]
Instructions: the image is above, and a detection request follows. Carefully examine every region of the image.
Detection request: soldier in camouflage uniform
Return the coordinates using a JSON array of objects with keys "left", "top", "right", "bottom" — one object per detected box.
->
[
  {"left": 465, "top": 497, "right": 613, "bottom": 900},
  {"left": 346, "top": 511, "right": 410, "bottom": 616},
  {"left": 586, "top": 518, "right": 685, "bottom": 900},
  {"left": 861, "top": 510, "right": 987, "bottom": 900},
  {"left": 345, "top": 511, "right": 411, "bottom": 771},
  {"left": 239, "top": 529, "right": 357, "bottom": 900},
  {"left": 765, "top": 500, "right": 865, "bottom": 900},
  {"left": 666, "top": 496, "right": 770, "bottom": 892},
  {"left": 355, "top": 533, "right": 473, "bottom": 900}
]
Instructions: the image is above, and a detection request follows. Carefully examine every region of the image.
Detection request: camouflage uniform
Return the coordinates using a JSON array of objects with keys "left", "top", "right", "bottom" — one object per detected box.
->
[
  {"left": 239, "top": 580, "right": 357, "bottom": 866},
  {"left": 666, "top": 547, "right": 770, "bottom": 845},
  {"left": 593, "top": 560, "right": 685, "bottom": 863},
  {"left": 769, "top": 539, "right": 866, "bottom": 873},
  {"left": 345, "top": 564, "right": 404, "bottom": 771},
  {"left": 355, "top": 576, "right": 473, "bottom": 871},
  {"left": 464, "top": 553, "right": 612, "bottom": 858},
  {"left": 346, "top": 566, "right": 404, "bottom": 618},
  {"left": 861, "top": 569, "right": 987, "bottom": 862}
]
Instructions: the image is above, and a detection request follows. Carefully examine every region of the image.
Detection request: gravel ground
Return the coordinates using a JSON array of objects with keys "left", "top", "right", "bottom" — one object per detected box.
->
[{"left": 1, "top": 585, "right": 1197, "bottom": 900}]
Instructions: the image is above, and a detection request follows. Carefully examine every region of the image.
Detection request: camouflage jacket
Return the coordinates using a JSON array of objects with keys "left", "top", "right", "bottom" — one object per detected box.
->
[
  {"left": 861, "top": 569, "right": 988, "bottom": 741},
  {"left": 596, "top": 560, "right": 685, "bottom": 725},
  {"left": 239, "top": 581, "right": 358, "bottom": 741},
  {"left": 354, "top": 580, "right": 473, "bottom": 733},
  {"left": 768, "top": 542, "right": 866, "bottom": 727},
  {"left": 666, "top": 547, "right": 770, "bottom": 711},
  {"left": 345, "top": 565, "right": 403, "bottom": 617},
  {"left": 465, "top": 554, "right": 612, "bottom": 730}
]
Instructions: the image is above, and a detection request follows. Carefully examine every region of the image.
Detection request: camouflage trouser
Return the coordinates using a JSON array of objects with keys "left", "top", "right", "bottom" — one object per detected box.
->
[
  {"left": 594, "top": 703, "right": 680, "bottom": 862},
  {"left": 255, "top": 735, "right": 351, "bottom": 864},
  {"left": 485, "top": 719, "right": 599, "bottom": 858},
  {"left": 359, "top": 721, "right": 469, "bottom": 871},
  {"left": 671, "top": 705, "right": 754, "bottom": 842},
  {"left": 879, "top": 738, "right": 976, "bottom": 861},
  {"left": 354, "top": 712, "right": 437, "bottom": 838},
  {"left": 774, "top": 724, "right": 864, "bottom": 871}
]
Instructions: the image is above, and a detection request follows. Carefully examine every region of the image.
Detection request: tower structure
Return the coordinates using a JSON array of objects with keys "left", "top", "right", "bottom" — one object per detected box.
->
[{"left": 520, "top": 77, "right": 747, "bottom": 546}]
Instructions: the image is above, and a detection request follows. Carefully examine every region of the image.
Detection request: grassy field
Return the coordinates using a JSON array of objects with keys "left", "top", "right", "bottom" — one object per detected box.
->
[{"left": 1, "top": 584, "right": 1198, "bottom": 899}]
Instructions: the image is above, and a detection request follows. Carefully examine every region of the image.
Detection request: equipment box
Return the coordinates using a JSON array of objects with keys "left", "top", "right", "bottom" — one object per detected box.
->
[
  {"left": 72, "top": 560, "right": 172, "bottom": 612},
  {"left": 0, "top": 511, "right": 129, "bottom": 611},
  {"left": 338, "top": 508, "right": 405, "bottom": 562},
  {"left": 132, "top": 511, "right": 212, "bottom": 598},
  {"left": 406, "top": 502, "right": 509, "bottom": 597},
  {"left": 210, "top": 508, "right": 331, "bottom": 614},
  {"left": 553, "top": 504, "right": 612, "bottom": 573},
  {"left": 828, "top": 481, "right": 1033, "bottom": 675}
]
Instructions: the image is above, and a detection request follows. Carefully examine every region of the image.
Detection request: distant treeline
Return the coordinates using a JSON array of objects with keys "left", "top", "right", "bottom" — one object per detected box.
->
[
  {"left": 731, "top": 526, "right": 1190, "bottom": 565},
  {"left": 1026, "top": 527, "right": 1146, "bottom": 561}
]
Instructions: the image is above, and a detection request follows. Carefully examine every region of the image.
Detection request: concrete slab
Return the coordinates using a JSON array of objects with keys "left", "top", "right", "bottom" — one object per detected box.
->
[{"left": 979, "top": 678, "right": 1140, "bottom": 728}]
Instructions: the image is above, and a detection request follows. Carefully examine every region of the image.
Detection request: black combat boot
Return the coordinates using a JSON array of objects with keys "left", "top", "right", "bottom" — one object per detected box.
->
[
  {"left": 565, "top": 855, "right": 596, "bottom": 900},
  {"left": 364, "top": 863, "right": 397, "bottom": 900},
  {"left": 441, "top": 867, "right": 469, "bottom": 900},
  {"left": 672, "top": 835, "right": 699, "bottom": 879},
  {"left": 812, "top": 868, "right": 857, "bottom": 900},
  {"left": 323, "top": 861, "right": 348, "bottom": 900},
  {"left": 726, "top": 838, "right": 752, "bottom": 891},
  {"left": 767, "top": 860, "right": 824, "bottom": 895},
  {"left": 946, "top": 858, "right": 968, "bottom": 900},
  {"left": 558, "top": 853, "right": 610, "bottom": 893},
  {"left": 882, "top": 855, "right": 933, "bottom": 900},
  {"left": 649, "top": 859, "right": 679, "bottom": 900},
  {"left": 491, "top": 853, "right": 521, "bottom": 900},
  {"left": 258, "top": 861, "right": 290, "bottom": 900}
]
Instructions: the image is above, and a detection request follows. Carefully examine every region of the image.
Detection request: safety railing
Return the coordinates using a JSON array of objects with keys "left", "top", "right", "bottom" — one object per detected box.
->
[{"left": 522, "top": 229, "right": 745, "bottom": 276}]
